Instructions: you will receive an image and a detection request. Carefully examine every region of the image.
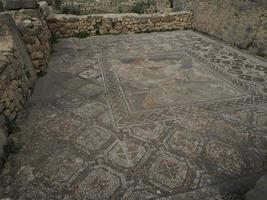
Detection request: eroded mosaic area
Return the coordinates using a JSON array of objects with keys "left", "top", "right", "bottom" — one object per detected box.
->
[
  {"left": 111, "top": 52, "right": 245, "bottom": 110},
  {"left": 0, "top": 31, "right": 266, "bottom": 200}
]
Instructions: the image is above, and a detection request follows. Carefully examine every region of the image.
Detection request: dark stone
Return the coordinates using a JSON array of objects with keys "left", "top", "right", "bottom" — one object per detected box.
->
[
  {"left": 2, "top": 0, "right": 37, "bottom": 10},
  {"left": 246, "top": 174, "right": 267, "bottom": 200},
  {"left": 0, "top": 1, "right": 3, "bottom": 12}
]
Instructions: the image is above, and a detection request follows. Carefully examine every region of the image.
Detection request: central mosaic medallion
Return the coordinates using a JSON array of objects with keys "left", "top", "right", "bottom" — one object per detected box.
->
[
  {"left": 112, "top": 52, "right": 244, "bottom": 110},
  {"left": 100, "top": 50, "right": 258, "bottom": 128}
]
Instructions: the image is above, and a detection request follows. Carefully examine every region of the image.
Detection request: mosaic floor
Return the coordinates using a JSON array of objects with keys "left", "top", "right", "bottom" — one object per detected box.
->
[{"left": 1, "top": 30, "right": 267, "bottom": 200}]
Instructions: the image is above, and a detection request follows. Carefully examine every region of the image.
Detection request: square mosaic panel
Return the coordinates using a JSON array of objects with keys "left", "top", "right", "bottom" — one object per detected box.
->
[
  {"left": 99, "top": 50, "right": 264, "bottom": 128},
  {"left": 42, "top": 150, "right": 87, "bottom": 183}
]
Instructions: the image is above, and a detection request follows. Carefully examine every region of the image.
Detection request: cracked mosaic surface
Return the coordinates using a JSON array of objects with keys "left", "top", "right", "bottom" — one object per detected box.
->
[{"left": 0, "top": 30, "right": 267, "bottom": 200}]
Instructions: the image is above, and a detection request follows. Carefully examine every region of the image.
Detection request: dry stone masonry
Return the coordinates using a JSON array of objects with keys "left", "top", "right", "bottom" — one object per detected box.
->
[
  {"left": 8, "top": 8, "right": 51, "bottom": 74},
  {"left": 55, "top": 0, "right": 267, "bottom": 58},
  {"left": 61, "top": 0, "right": 172, "bottom": 14},
  {"left": 47, "top": 11, "right": 193, "bottom": 38},
  {"left": 173, "top": 0, "right": 267, "bottom": 58},
  {"left": 0, "top": 14, "right": 36, "bottom": 124},
  {"left": 0, "top": 3, "right": 51, "bottom": 135}
]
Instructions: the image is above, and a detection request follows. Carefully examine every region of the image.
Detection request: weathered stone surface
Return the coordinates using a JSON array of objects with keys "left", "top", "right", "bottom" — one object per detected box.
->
[
  {"left": 2, "top": 0, "right": 38, "bottom": 10},
  {"left": 0, "top": 127, "right": 7, "bottom": 167},
  {"left": 38, "top": 0, "right": 52, "bottom": 6},
  {"left": 0, "top": 13, "right": 36, "bottom": 122},
  {"left": 173, "top": 0, "right": 267, "bottom": 58},
  {"left": 47, "top": 11, "right": 193, "bottom": 38},
  {"left": 0, "top": 31, "right": 267, "bottom": 199},
  {"left": 0, "top": 1, "right": 3, "bottom": 12},
  {"left": 61, "top": 0, "right": 171, "bottom": 14},
  {"left": 37, "top": 0, "right": 47, "bottom": 6},
  {"left": 8, "top": 8, "right": 51, "bottom": 73},
  {"left": 246, "top": 174, "right": 267, "bottom": 200},
  {"left": 38, "top": 1, "right": 50, "bottom": 17}
]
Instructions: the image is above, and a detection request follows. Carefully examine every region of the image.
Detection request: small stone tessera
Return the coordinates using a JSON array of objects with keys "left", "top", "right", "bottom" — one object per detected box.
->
[{"left": 0, "top": 0, "right": 266, "bottom": 199}]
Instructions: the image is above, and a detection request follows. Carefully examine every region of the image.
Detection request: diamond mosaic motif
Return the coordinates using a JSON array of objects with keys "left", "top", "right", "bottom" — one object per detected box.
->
[
  {"left": 42, "top": 150, "right": 86, "bottom": 183},
  {"left": 149, "top": 153, "right": 189, "bottom": 189},
  {"left": 76, "top": 167, "right": 121, "bottom": 199},
  {"left": 167, "top": 129, "right": 202, "bottom": 157},
  {"left": 204, "top": 141, "right": 243, "bottom": 175},
  {"left": 74, "top": 101, "right": 105, "bottom": 118},
  {"left": 43, "top": 114, "right": 84, "bottom": 137},
  {"left": 76, "top": 126, "right": 112, "bottom": 154},
  {"left": 130, "top": 122, "right": 165, "bottom": 141},
  {"left": 79, "top": 68, "right": 100, "bottom": 80},
  {"left": 107, "top": 140, "right": 147, "bottom": 168}
]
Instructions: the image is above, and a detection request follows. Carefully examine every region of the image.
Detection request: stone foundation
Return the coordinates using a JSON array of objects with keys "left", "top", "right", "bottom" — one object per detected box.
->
[
  {"left": 0, "top": 14, "right": 37, "bottom": 124},
  {"left": 47, "top": 11, "right": 193, "bottom": 38}
]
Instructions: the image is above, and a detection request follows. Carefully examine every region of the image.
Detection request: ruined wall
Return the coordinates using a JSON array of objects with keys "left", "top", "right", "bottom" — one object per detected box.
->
[
  {"left": 0, "top": 3, "right": 51, "bottom": 123},
  {"left": 47, "top": 11, "right": 193, "bottom": 38},
  {"left": 0, "top": 3, "right": 52, "bottom": 166},
  {"left": 173, "top": 0, "right": 267, "bottom": 58},
  {"left": 61, "top": 0, "right": 172, "bottom": 14},
  {"left": 8, "top": 8, "right": 51, "bottom": 74},
  {"left": 0, "top": 14, "right": 37, "bottom": 125}
]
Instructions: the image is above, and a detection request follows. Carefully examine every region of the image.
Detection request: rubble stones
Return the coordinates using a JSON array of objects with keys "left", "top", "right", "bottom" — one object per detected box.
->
[
  {"left": 8, "top": 8, "right": 51, "bottom": 74},
  {"left": 62, "top": 0, "right": 171, "bottom": 14},
  {"left": 0, "top": 14, "right": 36, "bottom": 122},
  {"left": 47, "top": 12, "right": 193, "bottom": 38}
]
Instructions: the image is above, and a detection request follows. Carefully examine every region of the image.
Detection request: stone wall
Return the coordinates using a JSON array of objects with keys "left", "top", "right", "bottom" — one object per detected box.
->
[
  {"left": 47, "top": 11, "right": 193, "bottom": 38},
  {"left": 0, "top": 14, "right": 37, "bottom": 125},
  {"left": 173, "top": 0, "right": 267, "bottom": 58},
  {"left": 61, "top": 0, "right": 171, "bottom": 14},
  {"left": 7, "top": 8, "right": 51, "bottom": 74}
]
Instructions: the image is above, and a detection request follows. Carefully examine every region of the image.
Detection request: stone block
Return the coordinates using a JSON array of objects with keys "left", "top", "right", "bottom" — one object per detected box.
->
[
  {"left": 2, "top": 0, "right": 37, "bottom": 10},
  {"left": 37, "top": 1, "right": 49, "bottom": 16},
  {"left": 150, "top": 15, "right": 161, "bottom": 23},
  {"left": 161, "top": 15, "right": 175, "bottom": 23},
  {"left": 37, "top": 0, "right": 52, "bottom": 5}
]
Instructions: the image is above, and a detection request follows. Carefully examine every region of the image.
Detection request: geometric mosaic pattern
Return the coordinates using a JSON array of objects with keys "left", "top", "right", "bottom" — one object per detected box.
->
[
  {"left": 149, "top": 151, "right": 192, "bottom": 191},
  {"left": 76, "top": 126, "right": 112, "bottom": 154},
  {"left": 75, "top": 167, "right": 123, "bottom": 200},
  {"left": 106, "top": 139, "right": 148, "bottom": 168},
  {"left": 166, "top": 128, "right": 203, "bottom": 158},
  {"left": 100, "top": 50, "right": 264, "bottom": 128},
  {"left": 203, "top": 141, "right": 244, "bottom": 176},
  {"left": 1, "top": 30, "right": 267, "bottom": 200},
  {"left": 42, "top": 150, "right": 87, "bottom": 183}
]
